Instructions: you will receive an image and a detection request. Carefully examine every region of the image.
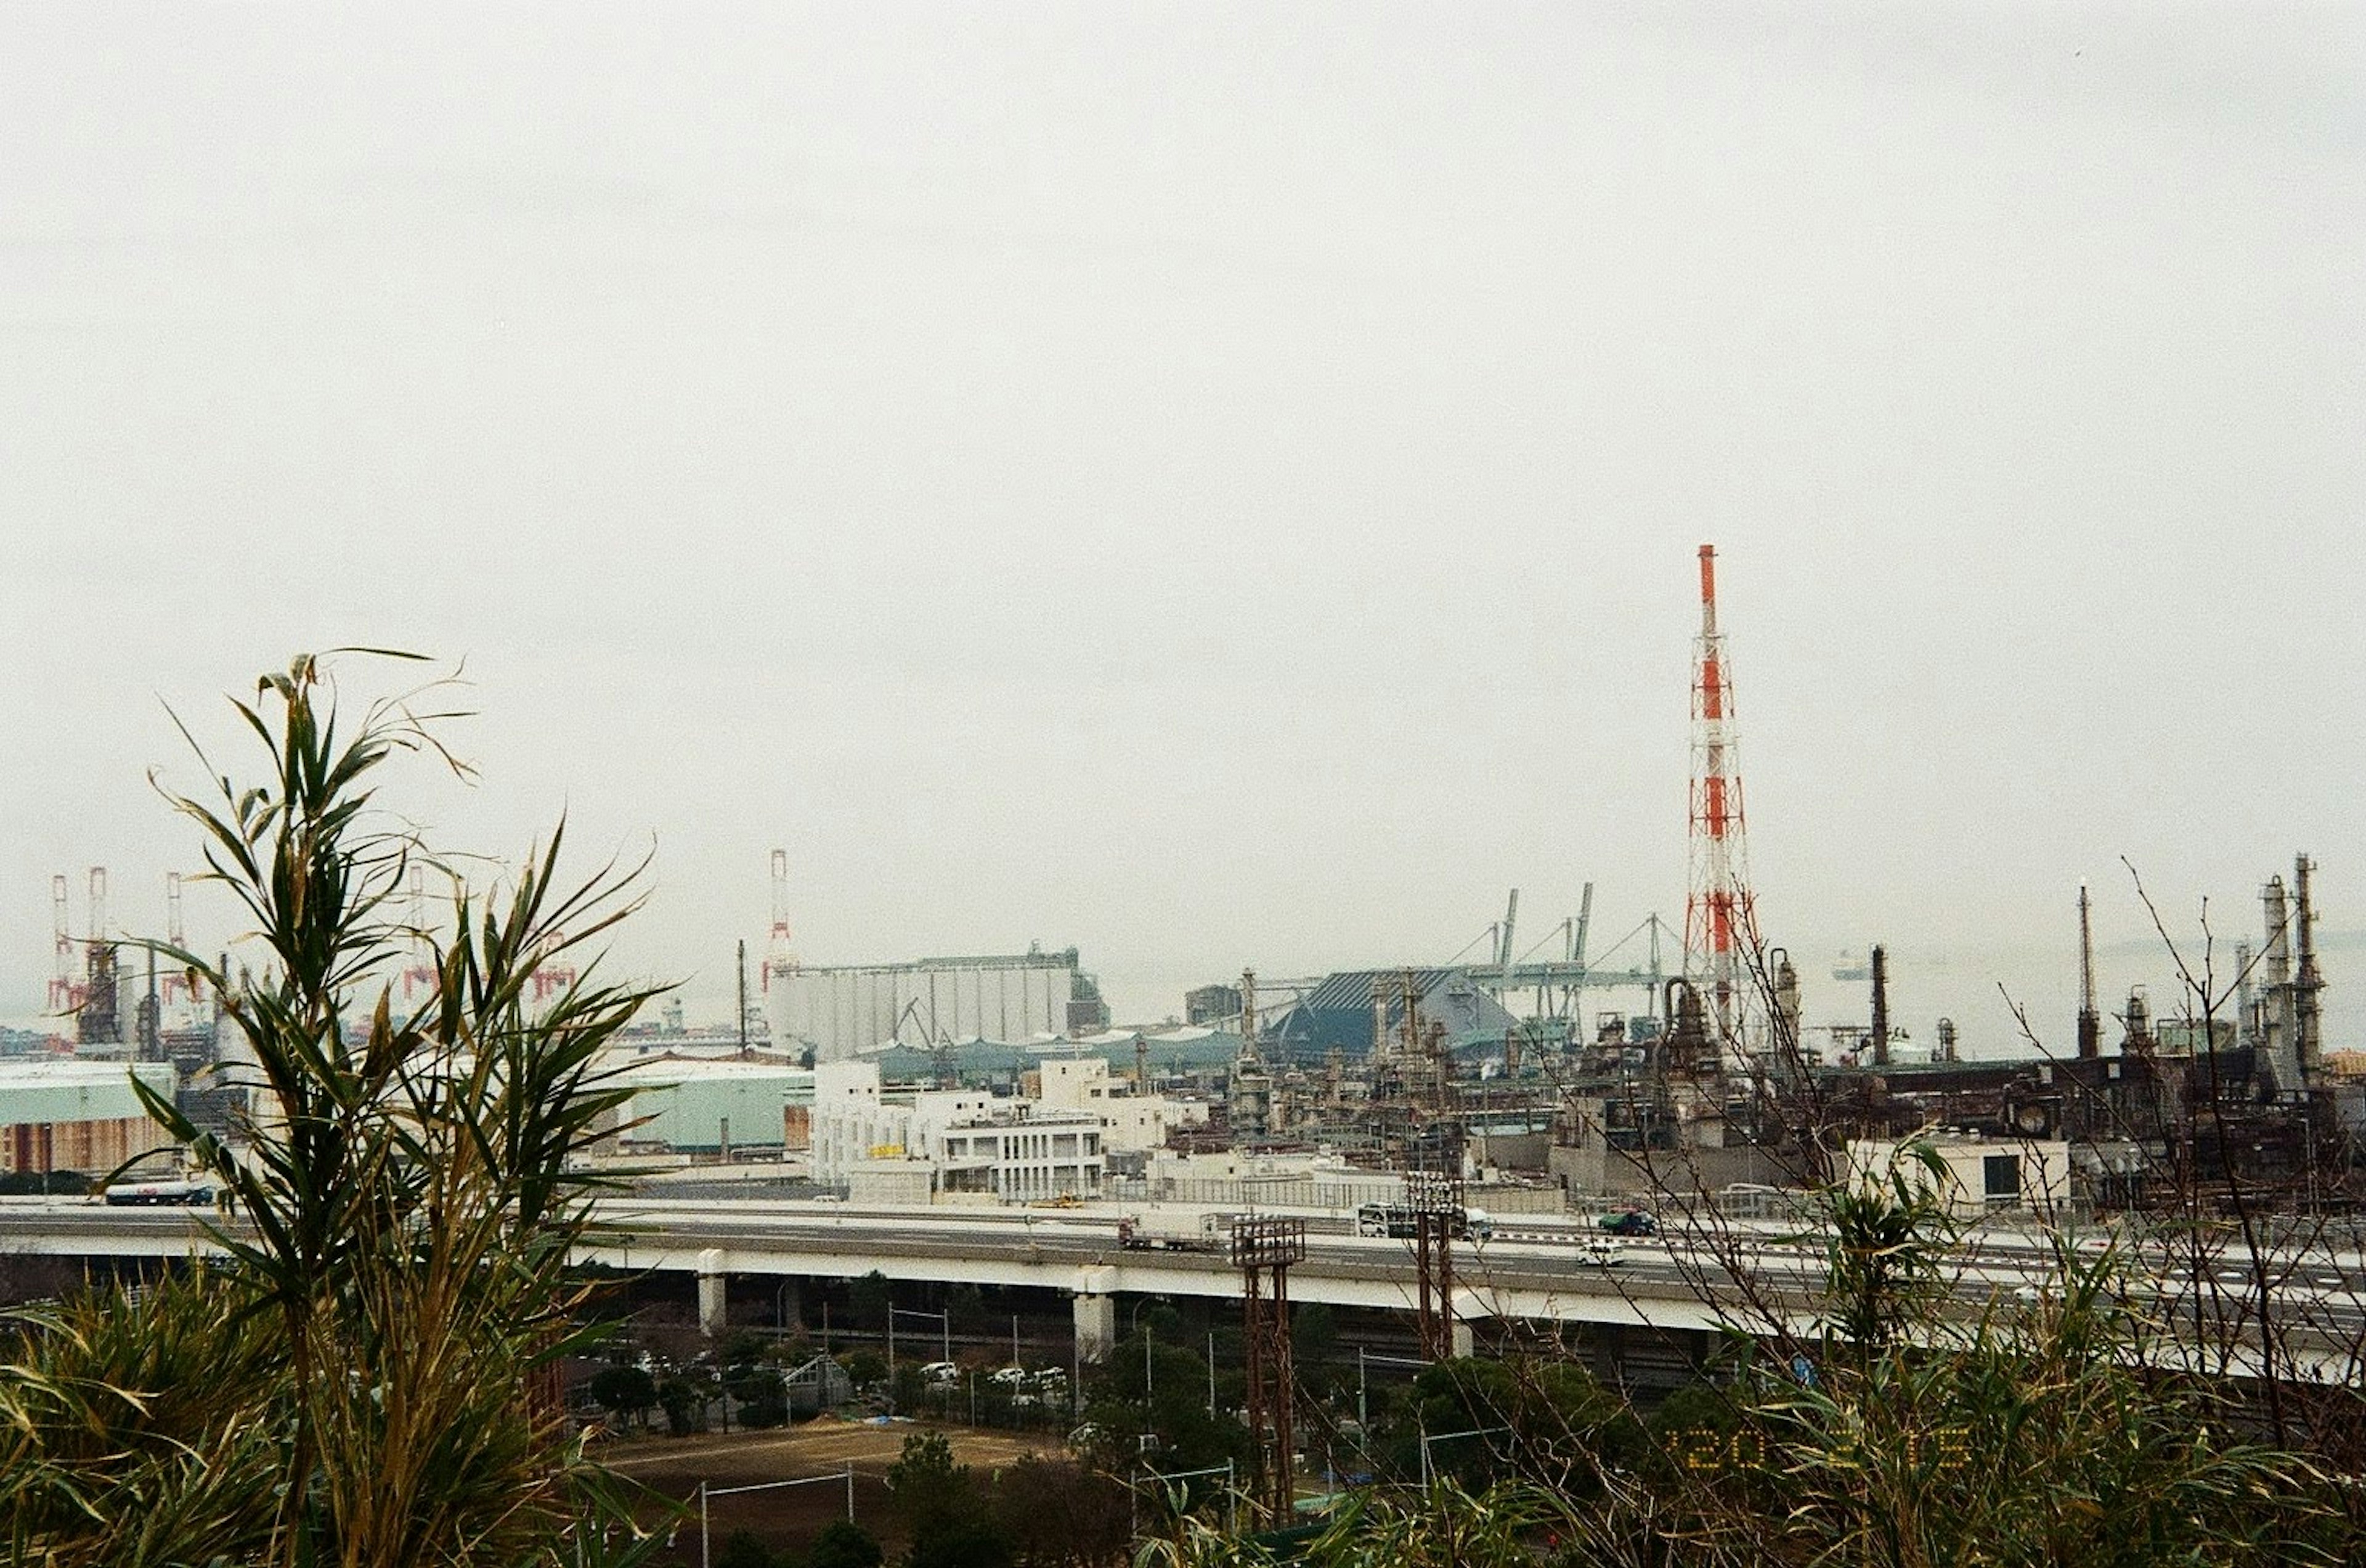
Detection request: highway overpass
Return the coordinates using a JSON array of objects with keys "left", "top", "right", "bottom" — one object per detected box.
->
[{"left": 6, "top": 1197, "right": 2359, "bottom": 1383}]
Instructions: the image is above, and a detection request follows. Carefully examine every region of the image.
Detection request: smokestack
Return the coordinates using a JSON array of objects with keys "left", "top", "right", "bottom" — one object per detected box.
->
[
  {"left": 2294, "top": 854, "right": 2324, "bottom": 1081},
  {"left": 1240, "top": 969, "right": 1258, "bottom": 1063},
  {"left": 1772, "top": 948, "right": 1801, "bottom": 1046},
  {"left": 2264, "top": 875, "right": 2299, "bottom": 1093},
  {"left": 1869, "top": 944, "right": 1890, "bottom": 1067}
]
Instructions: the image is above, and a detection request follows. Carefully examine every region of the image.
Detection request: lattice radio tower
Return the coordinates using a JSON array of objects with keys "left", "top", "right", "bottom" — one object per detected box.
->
[{"left": 1685, "top": 543, "right": 1760, "bottom": 1049}]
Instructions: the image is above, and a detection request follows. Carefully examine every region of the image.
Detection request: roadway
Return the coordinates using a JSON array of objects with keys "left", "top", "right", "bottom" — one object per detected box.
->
[{"left": 10, "top": 1195, "right": 2359, "bottom": 1372}]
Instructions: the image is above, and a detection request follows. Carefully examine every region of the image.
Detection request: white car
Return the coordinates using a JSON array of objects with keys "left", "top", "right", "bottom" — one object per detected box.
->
[
  {"left": 1575, "top": 1240, "right": 1626, "bottom": 1267},
  {"left": 920, "top": 1362, "right": 961, "bottom": 1386}
]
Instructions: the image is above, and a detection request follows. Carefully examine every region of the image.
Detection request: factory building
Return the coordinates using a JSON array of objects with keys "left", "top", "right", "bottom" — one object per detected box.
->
[
  {"left": 766, "top": 947, "right": 1087, "bottom": 1063},
  {"left": 0, "top": 1060, "right": 177, "bottom": 1176},
  {"left": 1263, "top": 969, "right": 1522, "bottom": 1063},
  {"left": 810, "top": 1060, "right": 1107, "bottom": 1203},
  {"left": 601, "top": 1054, "right": 813, "bottom": 1155},
  {"left": 1847, "top": 1131, "right": 2073, "bottom": 1221},
  {"left": 1030, "top": 1055, "right": 1208, "bottom": 1154},
  {"left": 844, "top": 1027, "right": 1242, "bottom": 1091}
]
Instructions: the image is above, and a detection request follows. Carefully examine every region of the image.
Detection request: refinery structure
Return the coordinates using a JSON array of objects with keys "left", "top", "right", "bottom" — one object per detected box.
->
[{"left": 5, "top": 546, "right": 2359, "bottom": 1224}]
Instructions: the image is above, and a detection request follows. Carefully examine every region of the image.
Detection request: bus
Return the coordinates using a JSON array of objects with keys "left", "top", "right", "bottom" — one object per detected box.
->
[{"left": 1355, "top": 1202, "right": 1490, "bottom": 1241}]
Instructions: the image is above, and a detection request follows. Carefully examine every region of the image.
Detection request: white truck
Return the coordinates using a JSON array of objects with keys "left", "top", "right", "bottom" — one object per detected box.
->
[
  {"left": 1115, "top": 1211, "right": 1224, "bottom": 1252},
  {"left": 100, "top": 1176, "right": 216, "bottom": 1207}
]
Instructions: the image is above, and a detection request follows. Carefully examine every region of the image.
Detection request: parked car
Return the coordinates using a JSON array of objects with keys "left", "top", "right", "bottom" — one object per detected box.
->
[{"left": 920, "top": 1362, "right": 961, "bottom": 1387}]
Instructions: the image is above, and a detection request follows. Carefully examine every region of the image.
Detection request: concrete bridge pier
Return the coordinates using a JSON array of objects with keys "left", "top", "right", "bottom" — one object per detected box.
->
[
  {"left": 1073, "top": 1265, "right": 1117, "bottom": 1363},
  {"left": 697, "top": 1247, "right": 728, "bottom": 1337},
  {"left": 1451, "top": 1318, "right": 1475, "bottom": 1359}
]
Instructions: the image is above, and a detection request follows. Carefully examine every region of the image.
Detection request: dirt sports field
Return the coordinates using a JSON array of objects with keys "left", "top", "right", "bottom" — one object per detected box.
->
[{"left": 601, "top": 1420, "right": 1061, "bottom": 1564}]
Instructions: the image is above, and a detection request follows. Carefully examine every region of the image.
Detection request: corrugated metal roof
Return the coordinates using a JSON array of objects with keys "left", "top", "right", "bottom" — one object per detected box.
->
[
  {"left": 0, "top": 1060, "right": 175, "bottom": 1126},
  {"left": 856, "top": 1030, "right": 1245, "bottom": 1083},
  {"left": 1267, "top": 969, "right": 1520, "bottom": 1061}
]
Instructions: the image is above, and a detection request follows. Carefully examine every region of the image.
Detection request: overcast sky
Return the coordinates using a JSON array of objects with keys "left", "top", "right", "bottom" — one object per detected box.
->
[{"left": 2, "top": 5, "right": 2359, "bottom": 1049}]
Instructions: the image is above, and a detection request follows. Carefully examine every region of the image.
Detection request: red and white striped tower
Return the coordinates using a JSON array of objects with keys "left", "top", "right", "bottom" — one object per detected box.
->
[
  {"left": 1685, "top": 543, "right": 1758, "bottom": 1047},
  {"left": 763, "top": 848, "right": 799, "bottom": 992}
]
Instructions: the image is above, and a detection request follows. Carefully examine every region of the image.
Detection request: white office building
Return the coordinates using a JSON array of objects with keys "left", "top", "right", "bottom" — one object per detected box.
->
[
  {"left": 811, "top": 1060, "right": 1105, "bottom": 1202},
  {"left": 1031, "top": 1055, "right": 1207, "bottom": 1154}
]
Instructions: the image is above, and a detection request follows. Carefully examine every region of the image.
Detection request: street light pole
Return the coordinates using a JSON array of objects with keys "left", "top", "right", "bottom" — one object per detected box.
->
[{"left": 1124, "top": 1299, "right": 1155, "bottom": 1401}]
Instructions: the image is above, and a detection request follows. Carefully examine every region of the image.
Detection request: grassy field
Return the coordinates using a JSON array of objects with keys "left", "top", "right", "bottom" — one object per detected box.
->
[{"left": 601, "top": 1419, "right": 1062, "bottom": 1563}]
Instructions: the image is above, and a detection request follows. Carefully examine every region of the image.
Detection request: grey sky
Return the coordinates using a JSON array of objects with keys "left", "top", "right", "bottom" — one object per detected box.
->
[{"left": 2, "top": 5, "right": 2359, "bottom": 1049}]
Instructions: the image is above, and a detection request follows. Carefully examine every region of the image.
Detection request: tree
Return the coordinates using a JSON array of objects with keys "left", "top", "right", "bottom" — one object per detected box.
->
[
  {"left": 1080, "top": 1332, "right": 1248, "bottom": 1477},
  {"left": 0, "top": 652, "right": 665, "bottom": 1567},
  {"left": 906, "top": 1524, "right": 1015, "bottom": 1568},
  {"left": 714, "top": 1530, "right": 780, "bottom": 1568},
  {"left": 657, "top": 1375, "right": 707, "bottom": 1436},
  {"left": 806, "top": 1519, "right": 886, "bottom": 1568},
  {"left": 590, "top": 1363, "right": 659, "bottom": 1432},
  {"left": 885, "top": 1430, "right": 977, "bottom": 1547},
  {"left": 718, "top": 1328, "right": 773, "bottom": 1370},
  {"left": 852, "top": 1270, "right": 892, "bottom": 1334},
  {"left": 729, "top": 1363, "right": 790, "bottom": 1429},
  {"left": 1378, "top": 1355, "right": 1632, "bottom": 1495},
  {"left": 946, "top": 1282, "right": 988, "bottom": 1338},
  {"left": 990, "top": 1456, "right": 1129, "bottom": 1568}
]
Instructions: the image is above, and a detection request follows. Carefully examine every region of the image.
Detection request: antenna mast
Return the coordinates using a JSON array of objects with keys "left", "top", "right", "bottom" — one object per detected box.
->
[
  {"left": 2076, "top": 882, "right": 2100, "bottom": 1060},
  {"left": 1684, "top": 544, "right": 1760, "bottom": 1050}
]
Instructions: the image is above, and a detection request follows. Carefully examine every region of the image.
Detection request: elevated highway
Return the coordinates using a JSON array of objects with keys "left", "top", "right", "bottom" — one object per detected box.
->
[{"left": 6, "top": 1197, "right": 2359, "bottom": 1381}]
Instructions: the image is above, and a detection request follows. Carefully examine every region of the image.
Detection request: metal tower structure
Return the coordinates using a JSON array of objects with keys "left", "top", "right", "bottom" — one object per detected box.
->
[
  {"left": 1868, "top": 944, "right": 1890, "bottom": 1068},
  {"left": 2293, "top": 853, "right": 2325, "bottom": 1079},
  {"left": 401, "top": 864, "right": 439, "bottom": 1003},
  {"left": 2076, "top": 883, "right": 2102, "bottom": 1060},
  {"left": 1684, "top": 543, "right": 1759, "bottom": 1050},
  {"left": 765, "top": 849, "right": 797, "bottom": 987},
  {"left": 1394, "top": 971, "right": 1466, "bottom": 1362},
  {"left": 2261, "top": 875, "right": 2299, "bottom": 1093},
  {"left": 1230, "top": 1214, "right": 1307, "bottom": 1524},
  {"left": 79, "top": 867, "right": 120, "bottom": 1044},
  {"left": 159, "top": 872, "right": 198, "bottom": 1009},
  {"left": 47, "top": 874, "right": 75, "bottom": 1016}
]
